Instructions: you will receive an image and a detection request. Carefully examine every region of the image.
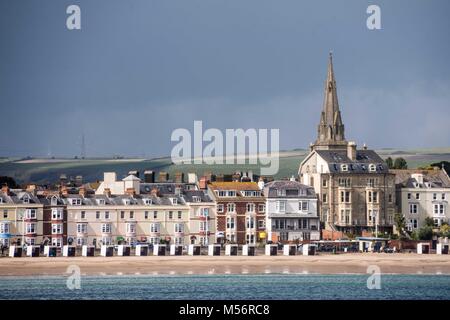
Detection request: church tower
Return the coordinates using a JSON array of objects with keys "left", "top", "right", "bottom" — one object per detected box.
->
[{"left": 313, "top": 52, "right": 347, "bottom": 151}]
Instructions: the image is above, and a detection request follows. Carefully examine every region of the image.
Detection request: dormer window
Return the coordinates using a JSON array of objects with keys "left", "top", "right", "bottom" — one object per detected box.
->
[
  {"left": 192, "top": 196, "right": 201, "bottom": 203},
  {"left": 242, "top": 190, "right": 261, "bottom": 197},
  {"left": 144, "top": 198, "right": 152, "bottom": 205},
  {"left": 50, "top": 196, "right": 58, "bottom": 206},
  {"left": 171, "top": 198, "right": 178, "bottom": 205},
  {"left": 70, "top": 198, "right": 82, "bottom": 206},
  {"left": 277, "top": 189, "right": 286, "bottom": 197},
  {"left": 341, "top": 164, "right": 348, "bottom": 172},
  {"left": 97, "top": 199, "right": 106, "bottom": 205},
  {"left": 369, "top": 164, "right": 376, "bottom": 172},
  {"left": 122, "top": 199, "right": 131, "bottom": 205},
  {"left": 22, "top": 196, "right": 30, "bottom": 204}
]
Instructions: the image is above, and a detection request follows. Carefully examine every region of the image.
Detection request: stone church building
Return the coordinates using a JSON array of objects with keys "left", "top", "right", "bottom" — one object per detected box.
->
[{"left": 298, "top": 53, "right": 396, "bottom": 235}]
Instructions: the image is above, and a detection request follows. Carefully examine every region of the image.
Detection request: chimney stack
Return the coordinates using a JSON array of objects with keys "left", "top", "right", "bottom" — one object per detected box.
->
[
  {"left": 258, "top": 177, "right": 265, "bottom": 190},
  {"left": 347, "top": 141, "right": 357, "bottom": 161},
  {"left": 128, "top": 170, "right": 139, "bottom": 178},
  {"left": 144, "top": 170, "right": 155, "bottom": 183},
  {"left": 199, "top": 176, "right": 208, "bottom": 189},
  {"left": 150, "top": 187, "right": 159, "bottom": 197},
  {"left": 104, "top": 188, "right": 111, "bottom": 197},
  {"left": 1, "top": 184, "right": 10, "bottom": 195},
  {"left": 79, "top": 186, "right": 86, "bottom": 197},
  {"left": 175, "top": 172, "right": 184, "bottom": 183},
  {"left": 61, "top": 186, "right": 69, "bottom": 196},
  {"left": 125, "top": 188, "right": 136, "bottom": 197},
  {"left": 158, "top": 172, "right": 169, "bottom": 182}
]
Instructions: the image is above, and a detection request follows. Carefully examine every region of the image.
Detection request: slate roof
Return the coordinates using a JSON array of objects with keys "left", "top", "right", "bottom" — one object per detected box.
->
[
  {"left": 392, "top": 169, "right": 450, "bottom": 188},
  {"left": 316, "top": 149, "right": 388, "bottom": 173},
  {"left": 264, "top": 180, "right": 316, "bottom": 198}
]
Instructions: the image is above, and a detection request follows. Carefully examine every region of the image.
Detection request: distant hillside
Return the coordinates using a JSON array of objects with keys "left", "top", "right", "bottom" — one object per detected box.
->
[{"left": 0, "top": 147, "right": 449, "bottom": 185}]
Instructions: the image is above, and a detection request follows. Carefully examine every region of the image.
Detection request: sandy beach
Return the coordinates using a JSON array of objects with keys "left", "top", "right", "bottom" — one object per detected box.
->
[{"left": 1, "top": 253, "right": 450, "bottom": 276}]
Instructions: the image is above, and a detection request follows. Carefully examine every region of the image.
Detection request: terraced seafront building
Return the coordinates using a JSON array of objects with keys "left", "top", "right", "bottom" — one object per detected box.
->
[{"left": 299, "top": 53, "right": 396, "bottom": 235}]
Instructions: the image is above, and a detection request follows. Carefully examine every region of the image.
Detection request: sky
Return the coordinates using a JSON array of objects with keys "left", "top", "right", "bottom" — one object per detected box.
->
[{"left": 0, "top": 0, "right": 449, "bottom": 158}]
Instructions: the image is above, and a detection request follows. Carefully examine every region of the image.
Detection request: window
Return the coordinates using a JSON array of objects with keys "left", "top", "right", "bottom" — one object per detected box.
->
[
  {"left": 201, "top": 208, "right": 209, "bottom": 217},
  {"left": 52, "top": 223, "right": 63, "bottom": 234},
  {"left": 120, "top": 211, "right": 125, "bottom": 219},
  {"left": 51, "top": 208, "right": 63, "bottom": 220},
  {"left": 129, "top": 211, "right": 134, "bottom": 219},
  {"left": 192, "top": 196, "right": 201, "bottom": 203},
  {"left": 144, "top": 198, "right": 152, "bottom": 205},
  {"left": 126, "top": 223, "right": 136, "bottom": 234},
  {"left": 322, "top": 194, "right": 327, "bottom": 203},
  {"left": 276, "top": 201, "right": 286, "bottom": 213},
  {"left": 299, "top": 201, "right": 308, "bottom": 212},
  {"left": 226, "top": 203, "right": 235, "bottom": 213},
  {"left": 71, "top": 198, "right": 82, "bottom": 205},
  {"left": 175, "top": 237, "right": 184, "bottom": 245},
  {"left": 341, "top": 164, "right": 348, "bottom": 171},
  {"left": 322, "top": 179, "right": 327, "bottom": 187},
  {"left": 442, "top": 193, "right": 446, "bottom": 200},
  {"left": 258, "top": 220, "right": 265, "bottom": 229},
  {"left": 0, "top": 223, "right": 10, "bottom": 234},
  {"left": 51, "top": 238, "right": 62, "bottom": 247},
  {"left": 246, "top": 216, "right": 255, "bottom": 229},
  {"left": 226, "top": 217, "right": 235, "bottom": 229},
  {"left": 168, "top": 211, "right": 173, "bottom": 219},
  {"left": 258, "top": 204, "right": 265, "bottom": 213},
  {"left": 3, "top": 210, "right": 7, "bottom": 219},
  {"left": 149, "top": 237, "right": 160, "bottom": 245},
  {"left": 101, "top": 223, "right": 111, "bottom": 233},
  {"left": 26, "top": 223, "right": 36, "bottom": 234},
  {"left": 144, "top": 211, "right": 149, "bottom": 219},
  {"left": 368, "top": 191, "right": 378, "bottom": 203},
  {"left": 178, "top": 211, "right": 182, "bottom": 219},
  {"left": 415, "top": 193, "right": 420, "bottom": 200},
  {"left": 77, "top": 223, "right": 87, "bottom": 234},
  {"left": 81, "top": 211, "right": 86, "bottom": 219},
  {"left": 50, "top": 197, "right": 58, "bottom": 206},
  {"left": 97, "top": 199, "right": 106, "bottom": 205},
  {"left": 338, "top": 178, "right": 351, "bottom": 187},
  {"left": 153, "top": 211, "right": 158, "bottom": 219},
  {"left": 277, "top": 189, "right": 286, "bottom": 197},
  {"left": 367, "top": 178, "right": 377, "bottom": 187},
  {"left": 407, "top": 193, "right": 411, "bottom": 200},
  {"left": 77, "top": 237, "right": 87, "bottom": 246},
  {"left": 409, "top": 204, "right": 418, "bottom": 214},
  {"left": 25, "top": 209, "right": 37, "bottom": 219},
  {"left": 246, "top": 234, "right": 255, "bottom": 244},
  {"left": 340, "top": 191, "right": 350, "bottom": 203},
  {"left": 434, "top": 204, "right": 445, "bottom": 215},
  {"left": 105, "top": 211, "right": 110, "bottom": 220},
  {"left": 101, "top": 237, "right": 112, "bottom": 245},
  {"left": 217, "top": 204, "right": 224, "bottom": 213},
  {"left": 150, "top": 223, "right": 160, "bottom": 233},
  {"left": 174, "top": 223, "right": 184, "bottom": 233},
  {"left": 246, "top": 203, "right": 255, "bottom": 213},
  {"left": 22, "top": 196, "right": 30, "bottom": 204},
  {"left": 369, "top": 164, "right": 376, "bottom": 172},
  {"left": 388, "top": 194, "right": 393, "bottom": 203},
  {"left": 433, "top": 193, "right": 437, "bottom": 200},
  {"left": 408, "top": 219, "right": 418, "bottom": 231},
  {"left": 96, "top": 211, "right": 100, "bottom": 219},
  {"left": 171, "top": 198, "right": 178, "bottom": 205},
  {"left": 242, "top": 191, "right": 261, "bottom": 197}
]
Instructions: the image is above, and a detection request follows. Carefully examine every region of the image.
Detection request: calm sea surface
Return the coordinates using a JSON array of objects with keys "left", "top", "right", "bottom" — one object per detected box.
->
[{"left": 0, "top": 274, "right": 449, "bottom": 300}]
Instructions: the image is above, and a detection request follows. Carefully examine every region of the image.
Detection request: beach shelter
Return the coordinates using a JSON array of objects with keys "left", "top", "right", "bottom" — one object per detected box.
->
[
  {"left": 302, "top": 244, "right": 317, "bottom": 256},
  {"left": 188, "top": 244, "right": 201, "bottom": 256},
  {"left": 436, "top": 243, "right": 449, "bottom": 255},
  {"left": 242, "top": 244, "right": 256, "bottom": 256},
  {"left": 417, "top": 243, "right": 430, "bottom": 254},
  {"left": 82, "top": 245, "right": 95, "bottom": 257},
  {"left": 153, "top": 244, "right": 166, "bottom": 256},
  {"left": 117, "top": 245, "right": 131, "bottom": 256},
  {"left": 135, "top": 244, "right": 149, "bottom": 256},
  {"left": 26, "top": 245, "right": 40, "bottom": 257},
  {"left": 44, "top": 245, "right": 58, "bottom": 257},
  {"left": 225, "top": 244, "right": 238, "bottom": 256},
  {"left": 8, "top": 245, "right": 22, "bottom": 257},
  {"left": 208, "top": 244, "right": 221, "bottom": 256},
  {"left": 283, "top": 244, "right": 297, "bottom": 256},
  {"left": 63, "top": 245, "right": 76, "bottom": 257},
  {"left": 265, "top": 244, "right": 277, "bottom": 256},
  {"left": 170, "top": 244, "right": 183, "bottom": 256},
  {"left": 100, "top": 245, "right": 114, "bottom": 257}
]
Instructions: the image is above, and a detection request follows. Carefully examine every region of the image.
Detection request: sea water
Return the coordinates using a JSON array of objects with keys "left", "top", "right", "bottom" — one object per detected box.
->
[{"left": 0, "top": 274, "right": 449, "bottom": 300}]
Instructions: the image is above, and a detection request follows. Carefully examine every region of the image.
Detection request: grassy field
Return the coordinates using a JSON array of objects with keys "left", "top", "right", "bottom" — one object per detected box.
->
[{"left": 0, "top": 148, "right": 449, "bottom": 185}]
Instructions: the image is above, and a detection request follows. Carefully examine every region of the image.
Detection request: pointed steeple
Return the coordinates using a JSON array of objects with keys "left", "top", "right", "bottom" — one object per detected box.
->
[{"left": 314, "top": 52, "right": 347, "bottom": 150}]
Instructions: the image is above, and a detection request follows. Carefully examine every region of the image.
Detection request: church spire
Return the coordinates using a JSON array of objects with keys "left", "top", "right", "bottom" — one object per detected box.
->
[{"left": 314, "top": 52, "right": 347, "bottom": 150}]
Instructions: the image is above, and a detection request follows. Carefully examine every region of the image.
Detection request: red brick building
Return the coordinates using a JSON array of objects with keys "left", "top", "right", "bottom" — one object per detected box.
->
[{"left": 207, "top": 182, "right": 266, "bottom": 245}]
